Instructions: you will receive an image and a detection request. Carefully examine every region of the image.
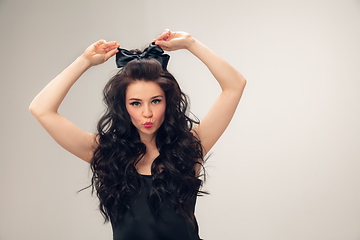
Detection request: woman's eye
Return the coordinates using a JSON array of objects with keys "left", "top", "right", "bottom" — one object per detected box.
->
[
  {"left": 152, "top": 99, "right": 161, "bottom": 104},
  {"left": 130, "top": 102, "right": 140, "bottom": 107}
]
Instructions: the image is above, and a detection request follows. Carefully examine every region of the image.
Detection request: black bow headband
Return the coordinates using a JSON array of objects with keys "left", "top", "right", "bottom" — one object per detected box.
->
[{"left": 115, "top": 42, "right": 170, "bottom": 69}]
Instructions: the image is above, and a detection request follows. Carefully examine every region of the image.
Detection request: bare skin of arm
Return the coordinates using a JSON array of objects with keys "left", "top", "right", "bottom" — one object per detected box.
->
[
  {"left": 155, "top": 30, "right": 247, "bottom": 171},
  {"left": 29, "top": 40, "right": 119, "bottom": 163}
]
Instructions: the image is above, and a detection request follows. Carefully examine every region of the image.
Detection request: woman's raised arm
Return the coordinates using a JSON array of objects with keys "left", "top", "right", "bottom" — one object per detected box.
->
[
  {"left": 29, "top": 40, "right": 120, "bottom": 163},
  {"left": 155, "top": 30, "right": 246, "bottom": 155}
]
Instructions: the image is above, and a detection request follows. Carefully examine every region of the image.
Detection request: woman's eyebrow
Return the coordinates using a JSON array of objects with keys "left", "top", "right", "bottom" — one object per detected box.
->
[
  {"left": 128, "top": 98, "right": 142, "bottom": 101},
  {"left": 151, "top": 95, "right": 164, "bottom": 99},
  {"left": 128, "top": 95, "right": 163, "bottom": 101}
]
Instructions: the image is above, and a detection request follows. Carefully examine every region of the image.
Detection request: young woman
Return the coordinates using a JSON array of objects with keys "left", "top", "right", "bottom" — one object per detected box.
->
[{"left": 29, "top": 30, "right": 246, "bottom": 240}]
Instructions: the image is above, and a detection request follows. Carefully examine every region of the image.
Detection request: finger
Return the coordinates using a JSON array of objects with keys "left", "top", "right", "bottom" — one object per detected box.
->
[
  {"left": 93, "top": 40, "right": 108, "bottom": 52},
  {"left": 164, "top": 29, "right": 171, "bottom": 35},
  {"left": 104, "top": 42, "right": 120, "bottom": 51},
  {"left": 165, "top": 29, "right": 172, "bottom": 37},
  {"left": 104, "top": 47, "right": 117, "bottom": 53},
  {"left": 163, "top": 30, "right": 171, "bottom": 40},
  {"left": 95, "top": 39, "right": 107, "bottom": 46},
  {"left": 104, "top": 48, "right": 119, "bottom": 61},
  {"left": 103, "top": 41, "right": 117, "bottom": 48},
  {"left": 157, "top": 34, "right": 166, "bottom": 41},
  {"left": 155, "top": 40, "right": 170, "bottom": 50},
  {"left": 155, "top": 44, "right": 167, "bottom": 51},
  {"left": 107, "top": 41, "right": 119, "bottom": 47},
  {"left": 157, "top": 30, "right": 171, "bottom": 41}
]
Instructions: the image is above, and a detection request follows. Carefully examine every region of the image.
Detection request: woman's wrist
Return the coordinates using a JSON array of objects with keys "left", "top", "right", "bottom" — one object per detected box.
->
[
  {"left": 186, "top": 36, "right": 203, "bottom": 55},
  {"left": 185, "top": 34, "right": 196, "bottom": 51},
  {"left": 76, "top": 55, "right": 93, "bottom": 71}
]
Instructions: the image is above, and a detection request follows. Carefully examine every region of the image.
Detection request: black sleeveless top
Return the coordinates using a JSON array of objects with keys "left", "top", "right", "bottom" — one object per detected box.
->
[{"left": 110, "top": 174, "right": 202, "bottom": 240}]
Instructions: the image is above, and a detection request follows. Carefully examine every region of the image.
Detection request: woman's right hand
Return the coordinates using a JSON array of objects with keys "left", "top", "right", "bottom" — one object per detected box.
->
[
  {"left": 81, "top": 40, "right": 120, "bottom": 67},
  {"left": 29, "top": 39, "right": 119, "bottom": 163}
]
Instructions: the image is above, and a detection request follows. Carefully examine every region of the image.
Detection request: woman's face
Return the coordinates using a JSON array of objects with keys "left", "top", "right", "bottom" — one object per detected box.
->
[{"left": 125, "top": 80, "right": 166, "bottom": 140}]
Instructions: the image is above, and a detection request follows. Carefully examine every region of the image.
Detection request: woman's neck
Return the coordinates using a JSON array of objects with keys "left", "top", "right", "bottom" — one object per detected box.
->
[
  {"left": 139, "top": 133, "right": 157, "bottom": 147},
  {"left": 136, "top": 143, "right": 159, "bottom": 175}
]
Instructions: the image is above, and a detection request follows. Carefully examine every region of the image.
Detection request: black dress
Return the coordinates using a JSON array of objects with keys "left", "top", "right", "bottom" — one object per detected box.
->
[{"left": 110, "top": 174, "right": 202, "bottom": 240}]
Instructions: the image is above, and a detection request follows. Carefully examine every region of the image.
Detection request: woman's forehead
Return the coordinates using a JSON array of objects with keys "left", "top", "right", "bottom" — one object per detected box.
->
[{"left": 126, "top": 81, "right": 164, "bottom": 100}]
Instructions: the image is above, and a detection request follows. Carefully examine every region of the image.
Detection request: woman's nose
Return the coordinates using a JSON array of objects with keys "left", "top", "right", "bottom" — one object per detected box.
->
[{"left": 143, "top": 105, "right": 153, "bottom": 118}]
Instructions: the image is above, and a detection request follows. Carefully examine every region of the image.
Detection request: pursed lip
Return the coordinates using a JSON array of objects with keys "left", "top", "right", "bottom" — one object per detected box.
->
[{"left": 144, "top": 122, "right": 153, "bottom": 128}]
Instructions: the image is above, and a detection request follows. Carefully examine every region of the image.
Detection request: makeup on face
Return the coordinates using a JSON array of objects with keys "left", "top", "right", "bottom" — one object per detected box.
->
[
  {"left": 125, "top": 81, "right": 166, "bottom": 139},
  {"left": 143, "top": 118, "right": 154, "bottom": 128}
]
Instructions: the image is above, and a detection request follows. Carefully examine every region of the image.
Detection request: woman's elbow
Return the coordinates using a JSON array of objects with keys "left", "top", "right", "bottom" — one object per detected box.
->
[
  {"left": 29, "top": 101, "right": 37, "bottom": 116},
  {"left": 235, "top": 74, "right": 247, "bottom": 93},
  {"left": 29, "top": 100, "right": 44, "bottom": 118}
]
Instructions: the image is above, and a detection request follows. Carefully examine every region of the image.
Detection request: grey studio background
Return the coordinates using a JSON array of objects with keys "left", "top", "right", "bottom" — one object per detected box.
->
[{"left": 1, "top": 0, "right": 360, "bottom": 239}]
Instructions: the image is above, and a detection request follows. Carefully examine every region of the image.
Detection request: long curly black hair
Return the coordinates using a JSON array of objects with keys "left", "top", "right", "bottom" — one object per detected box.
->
[{"left": 90, "top": 53, "right": 206, "bottom": 227}]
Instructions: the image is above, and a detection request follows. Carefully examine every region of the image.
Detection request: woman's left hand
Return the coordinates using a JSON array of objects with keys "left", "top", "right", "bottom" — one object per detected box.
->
[
  {"left": 154, "top": 29, "right": 195, "bottom": 51},
  {"left": 82, "top": 40, "right": 120, "bottom": 67}
]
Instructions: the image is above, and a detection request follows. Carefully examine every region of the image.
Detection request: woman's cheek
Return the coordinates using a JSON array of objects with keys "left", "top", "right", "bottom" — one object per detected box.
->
[
  {"left": 126, "top": 107, "right": 140, "bottom": 125},
  {"left": 157, "top": 105, "right": 166, "bottom": 124}
]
